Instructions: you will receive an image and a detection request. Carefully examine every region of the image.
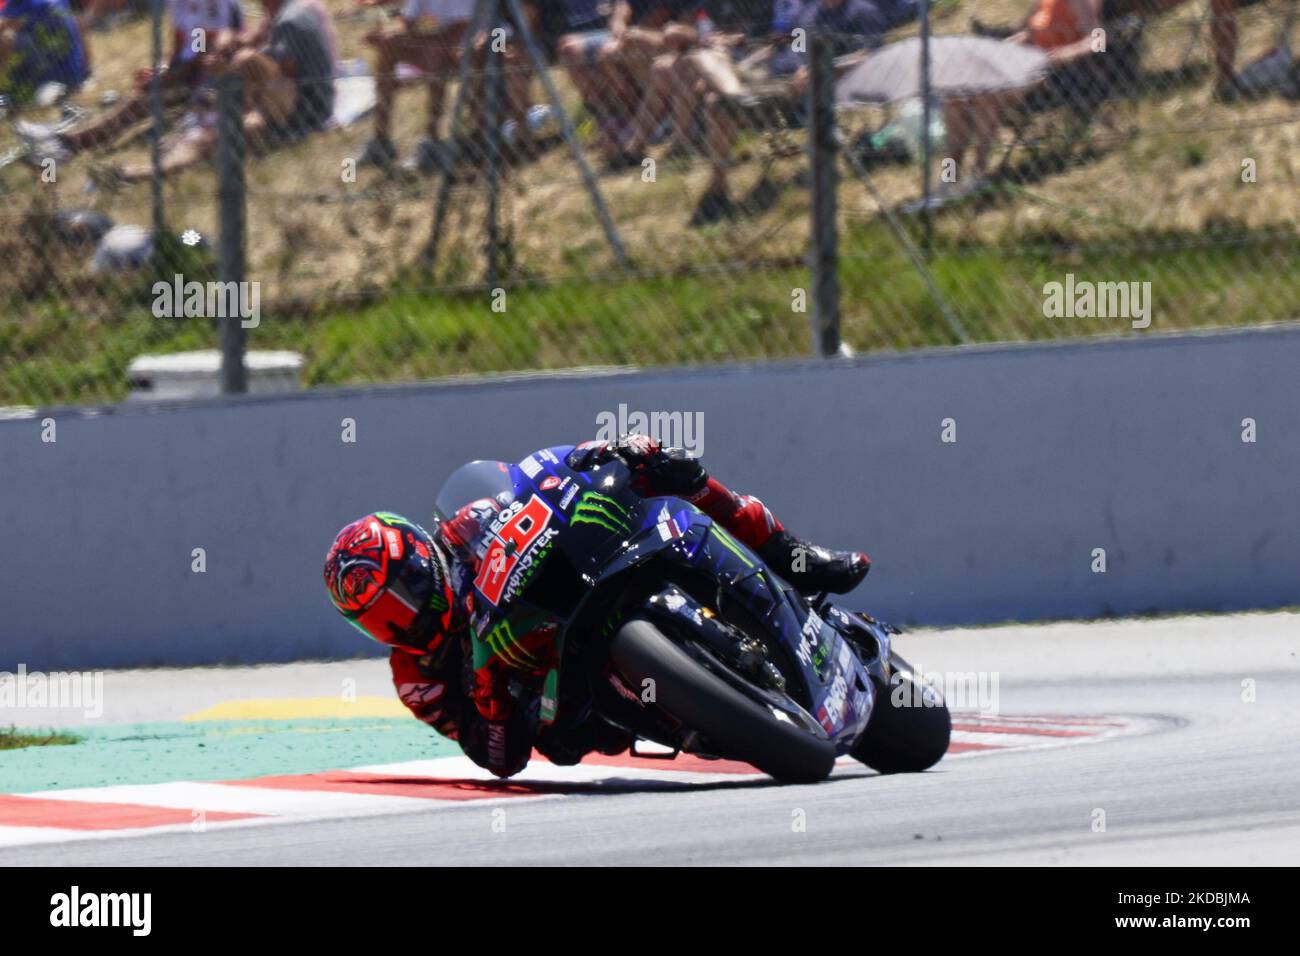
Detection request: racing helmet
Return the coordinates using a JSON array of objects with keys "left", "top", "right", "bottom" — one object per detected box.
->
[{"left": 323, "top": 513, "right": 455, "bottom": 653}]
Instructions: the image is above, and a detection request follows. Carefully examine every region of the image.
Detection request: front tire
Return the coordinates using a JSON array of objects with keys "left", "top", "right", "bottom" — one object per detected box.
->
[
  {"left": 853, "top": 655, "right": 951, "bottom": 774},
  {"left": 609, "top": 618, "right": 836, "bottom": 784}
]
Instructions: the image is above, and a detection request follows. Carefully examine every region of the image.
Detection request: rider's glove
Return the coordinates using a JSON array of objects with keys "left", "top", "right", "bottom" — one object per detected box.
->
[
  {"left": 612, "top": 433, "right": 662, "bottom": 465},
  {"left": 618, "top": 434, "right": 708, "bottom": 497},
  {"left": 565, "top": 439, "right": 620, "bottom": 470},
  {"left": 567, "top": 434, "right": 707, "bottom": 497}
]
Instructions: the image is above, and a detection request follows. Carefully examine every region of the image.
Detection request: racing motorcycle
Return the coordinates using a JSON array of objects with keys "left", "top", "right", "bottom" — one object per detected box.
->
[{"left": 434, "top": 447, "right": 950, "bottom": 784}]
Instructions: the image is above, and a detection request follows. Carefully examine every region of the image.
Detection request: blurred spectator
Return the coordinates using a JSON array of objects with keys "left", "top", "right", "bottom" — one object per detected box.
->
[
  {"left": 606, "top": 0, "right": 780, "bottom": 165},
  {"left": 598, "top": 0, "right": 700, "bottom": 125},
  {"left": 1003, "top": 0, "right": 1107, "bottom": 65},
  {"left": 0, "top": 0, "right": 90, "bottom": 105},
  {"left": 980, "top": 0, "right": 1242, "bottom": 99},
  {"left": 56, "top": 0, "right": 244, "bottom": 154},
  {"left": 941, "top": 0, "right": 1106, "bottom": 181},
  {"left": 352, "top": 0, "right": 473, "bottom": 172},
  {"left": 662, "top": 0, "right": 885, "bottom": 223},
  {"left": 230, "top": 0, "right": 335, "bottom": 141},
  {"left": 944, "top": 0, "right": 1239, "bottom": 182},
  {"left": 558, "top": 1, "right": 698, "bottom": 152},
  {"left": 770, "top": 0, "right": 884, "bottom": 75},
  {"left": 101, "top": 0, "right": 335, "bottom": 184},
  {"left": 553, "top": 0, "right": 619, "bottom": 129}
]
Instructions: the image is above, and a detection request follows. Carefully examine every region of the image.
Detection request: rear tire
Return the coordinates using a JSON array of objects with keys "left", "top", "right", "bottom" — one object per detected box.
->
[
  {"left": 609, "top": 618, "right": 836, "bottom": 784},
  {"left": 853, "top": 656, "right": 951, "bottom": 774}
]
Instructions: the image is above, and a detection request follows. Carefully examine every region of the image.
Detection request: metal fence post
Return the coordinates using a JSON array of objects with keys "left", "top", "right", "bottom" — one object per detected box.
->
[
  {"left": 808, "top": 33, "right": 842, "bottom": 358},
  {"left": 149, "top": 0, "right": 165, "bottom": 263},
  {"left": 484, "top": 0, "right": 504, "bottom": 287},
  {"left": 216, "top": 74, "right": 247, "bottom": 395},
  {"left": 919, "top": 0, "right": 933, "bottom": 257}
]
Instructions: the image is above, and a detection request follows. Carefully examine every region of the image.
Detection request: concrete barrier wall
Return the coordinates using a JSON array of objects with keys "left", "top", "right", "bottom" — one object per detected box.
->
[{"left": 3, "top": 326, "right": 1298, "bottom": 669}]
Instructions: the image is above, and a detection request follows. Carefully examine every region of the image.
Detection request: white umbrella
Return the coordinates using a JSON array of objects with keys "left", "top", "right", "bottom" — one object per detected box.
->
[{"left": 837, "top": 36, "right": 1050, "bottom": 105}]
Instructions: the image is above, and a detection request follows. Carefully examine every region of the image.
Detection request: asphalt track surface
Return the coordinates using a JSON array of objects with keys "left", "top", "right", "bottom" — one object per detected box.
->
[{"left": 2, "top": 611, "right": 1297, "bottom": 865}]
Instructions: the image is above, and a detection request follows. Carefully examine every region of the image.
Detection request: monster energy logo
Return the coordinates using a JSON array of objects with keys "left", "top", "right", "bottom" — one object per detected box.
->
[
  {"left": 482, "top": 618, "right": 541, "bottom": 670},
  {"left": 571, "top": 492, "right": 632, "bottom": 535}
]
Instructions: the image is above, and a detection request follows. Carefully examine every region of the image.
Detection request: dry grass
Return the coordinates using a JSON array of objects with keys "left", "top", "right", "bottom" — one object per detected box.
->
[
  {"left": 2, "top": 0, "right": 1293, "bottom": 290},
  {"left": 1, "top": 0, "right": 1298, "bottom": 405}
]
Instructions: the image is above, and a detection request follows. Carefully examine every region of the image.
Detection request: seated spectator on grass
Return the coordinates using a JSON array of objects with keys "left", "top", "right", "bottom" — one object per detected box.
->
[
  {"left": 1004, "top": 0, "right": 1104, "bottom": 65},
  {"left": 0, "top": 0, "right": 90, "bottom": 105},
  {"left": 551, "top": 0, "right": 617, "bottom": 113},
  {"left": 554, "top": 0, "right": 633, "bottom": 140},
  {"left": 55, "top": 0, "right": 243, "bottom": 154},
  {"left": 947, "top": 0, "right": 1240, "bottom": 189},
  {"left": 943, "top": 0, "right": 1151, "bottom": 183},
  {"left": 355, "top": 0, "right": 540, "bottom": 174},
  {"left": 980, "top": 0, "right": 1242, "bottom": 99},
  {"left": 227, "top": 0, "right": 335, "bottom": 142},
  {"left": 558, "top": 0, "right": 699, "bottom": 153},
  {"left": 98, "top": 0, "right": 334, "bottom": 184},
  {"left": 605, "top": 0, "right": 782, "bottom": 167},
  {"left": 351, "top": 0, "right": 474, "bottom": 172},
  {"left": 627, "top": 0, "right": 884, "bottom": 224},
  {"left": 933, "top": 0, "right": 1101, "bottom": 184},
  {"left": 599, "top": 0, "right": 701, "bottom": 127},
  {"left": 767, "top": 0, "right": 884, "bottom": 78}
]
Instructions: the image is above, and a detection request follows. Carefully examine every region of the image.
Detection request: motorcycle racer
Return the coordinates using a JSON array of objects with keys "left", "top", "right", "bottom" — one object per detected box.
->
[{"left": 323, "top": 435, "right": 871, "bottom": 778}]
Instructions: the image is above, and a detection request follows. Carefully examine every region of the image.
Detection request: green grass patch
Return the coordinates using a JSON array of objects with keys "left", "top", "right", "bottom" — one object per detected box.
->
[
  {"left": 4, "top": 225, "right": 1297, "bottom": 407},
  {"left": 0, "top": 726, "right": 81, "bottom": 751},
  {"left": 0, "top": 719, "right": 456, "bottom": 793}
]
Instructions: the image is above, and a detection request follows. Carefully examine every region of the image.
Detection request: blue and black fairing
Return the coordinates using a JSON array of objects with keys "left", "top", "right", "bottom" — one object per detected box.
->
[{"left": 436, "top": 446, "right": 883, "bottom": 753}]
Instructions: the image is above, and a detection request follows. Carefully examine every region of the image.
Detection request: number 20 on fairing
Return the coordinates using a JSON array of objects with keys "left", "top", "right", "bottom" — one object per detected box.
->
[{"left": 474, "top": 495, "right": 555, "bottom": 606}]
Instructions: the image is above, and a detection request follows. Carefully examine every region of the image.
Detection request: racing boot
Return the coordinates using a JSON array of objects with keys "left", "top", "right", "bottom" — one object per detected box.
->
[{"left": 758, "top": 529, "right": 870, "bottom": 596}]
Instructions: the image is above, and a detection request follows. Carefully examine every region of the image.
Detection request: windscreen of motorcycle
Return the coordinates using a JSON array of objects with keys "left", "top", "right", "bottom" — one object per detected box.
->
[{"left": 433, "top": 460, "right": 514, "bottom": 523}]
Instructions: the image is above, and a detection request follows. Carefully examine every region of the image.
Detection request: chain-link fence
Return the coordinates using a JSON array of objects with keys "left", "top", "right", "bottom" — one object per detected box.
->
[{"left": 3, "top": 0, "right": 1298, "bottom": 408}]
